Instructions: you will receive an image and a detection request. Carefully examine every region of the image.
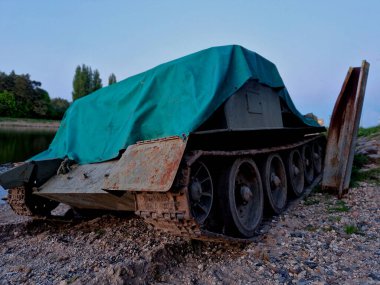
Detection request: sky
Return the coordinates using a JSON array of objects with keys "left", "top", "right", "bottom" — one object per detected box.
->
[{"left": 0, "top": 0, "right": 379, "bottom": 127}]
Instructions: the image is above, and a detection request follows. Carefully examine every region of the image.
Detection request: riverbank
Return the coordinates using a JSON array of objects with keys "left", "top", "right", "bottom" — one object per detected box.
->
[{"left": 0, "top": 117, "right": 60, "bottom": 129}]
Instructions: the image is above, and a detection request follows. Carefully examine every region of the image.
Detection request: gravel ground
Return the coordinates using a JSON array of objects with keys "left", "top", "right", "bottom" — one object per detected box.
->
[
  {"left": 0, "top": 136, "right": 379, "bottom": 285},
  {"left": 0, "top": 181, "right": 379, "bottom": 285}
]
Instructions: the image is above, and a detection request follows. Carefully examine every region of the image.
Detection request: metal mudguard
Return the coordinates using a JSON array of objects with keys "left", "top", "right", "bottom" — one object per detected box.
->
[{"left": 103, "top": 136, "right": 187, "bottom": 192}]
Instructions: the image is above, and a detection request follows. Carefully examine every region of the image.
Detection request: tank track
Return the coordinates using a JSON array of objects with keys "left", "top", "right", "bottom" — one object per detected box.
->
[
  {"left": 135, "top": 135, "right": 325, "bottom": 242},
  {"left": 8, "top": 186, "right": 59, "bottom": 217},
  {"left": 8, "top": 186, "right": 36, "bottom": 216}
]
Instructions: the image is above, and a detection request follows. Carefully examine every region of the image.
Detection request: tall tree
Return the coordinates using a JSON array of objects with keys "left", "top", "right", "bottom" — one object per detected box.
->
[
  {"left": 72, "top": 65, "right": 103, "bottom": 101},
  {"left": 91, "top": 69, "right": 103, "bottom": 92},
  {"left": 108, "top": 73, "right": 117, "bottom": 85}
]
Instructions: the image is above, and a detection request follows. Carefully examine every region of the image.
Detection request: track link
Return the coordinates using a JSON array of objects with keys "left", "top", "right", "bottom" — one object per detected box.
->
[
  {"left": 8, "top": 187, "right": 35, "bottom": 216},
  {"left": 8, "top": 186, "right": 59, "bottom": 217},
  {"left": 135, "top": 135, "right": 326, "bottom": 242}
]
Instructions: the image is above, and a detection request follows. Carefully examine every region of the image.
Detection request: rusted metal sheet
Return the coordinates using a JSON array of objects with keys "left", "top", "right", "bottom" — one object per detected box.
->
[
  {"left": 103, "top": 136, "right": 187, "bottom": 192},
  {"left": 322, "top": 60, "right": 370, "bottom": 197}
]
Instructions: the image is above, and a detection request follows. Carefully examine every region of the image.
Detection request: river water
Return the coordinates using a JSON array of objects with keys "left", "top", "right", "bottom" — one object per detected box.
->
[{"left": 0, "top": 127, "right": 56, "bottom": 203}]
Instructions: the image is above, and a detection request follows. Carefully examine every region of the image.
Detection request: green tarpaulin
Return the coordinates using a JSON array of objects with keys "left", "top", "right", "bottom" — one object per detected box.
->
[{"left": 32, "top": 45, "right": 318, "bottom": 164}]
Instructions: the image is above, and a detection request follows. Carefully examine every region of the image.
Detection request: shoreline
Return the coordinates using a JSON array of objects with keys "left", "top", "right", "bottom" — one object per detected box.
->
[{"left": 0, "top": 118, "right": 60, "bottom": 129}]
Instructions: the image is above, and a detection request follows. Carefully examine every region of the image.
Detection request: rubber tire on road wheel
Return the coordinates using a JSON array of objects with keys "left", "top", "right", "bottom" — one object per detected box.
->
[
  {"left": 219, "top": 158, "right": 263, "bottom": 238},
  {"left": 302, "top": 144, "right": 314, "bottom": 185},
  {"left": 262, "top": 154, "right": 288, "bottom": 214},
  {"left": 286, "top": 149, "right": 305, "bottom": 197},
  {"left": 312, "top": 141, "right": 323, "bottom": 174}
]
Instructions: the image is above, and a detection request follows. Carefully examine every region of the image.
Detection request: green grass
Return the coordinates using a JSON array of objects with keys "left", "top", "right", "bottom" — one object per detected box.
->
[
  {"left": 351, "top": 167, "right": 380, "bottom": 187},
  {"left": 358, "top": 125, "right": 380, "bottom": 137},
  {"left": 350, "top": 154, "right": 374, "bottom": 187},
  {"left": 327, "top": 200, "right": 350, "bottom": 213},
  {"left": 303, "top": 197, "right": 320, "bottom": 206},
  {"left": 344, "top": 224, "right": 359, "bottom": 235},
  {"left": 353, "top": 154, "right": 369, "bottom": 168}
]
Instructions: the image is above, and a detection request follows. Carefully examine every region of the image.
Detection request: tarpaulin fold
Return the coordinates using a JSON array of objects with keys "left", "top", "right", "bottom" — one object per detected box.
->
[{"left": 32, "top": 45, "right": 318, "bottom": 164}]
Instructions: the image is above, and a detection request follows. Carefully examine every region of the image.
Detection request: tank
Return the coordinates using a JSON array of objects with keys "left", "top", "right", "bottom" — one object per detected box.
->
[{"left": 0, "top": 45, "right": 326, "bottom": 241}]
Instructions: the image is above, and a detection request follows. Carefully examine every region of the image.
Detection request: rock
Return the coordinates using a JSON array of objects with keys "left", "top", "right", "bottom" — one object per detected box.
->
[
  {"left": 297, "top": 278, "right": 310, "bottom": 285},
  {"left": 277, "top": 268, "right": 291, "bottom": 283},
  {"left": 369, "top": 272, "right": 380, "bottom": 281},
  {"left": 304, "top": 261, "right": 318, "bottom": 269},
  {"left": 291, "top": 232, "right": 305, "bottom": 238}
]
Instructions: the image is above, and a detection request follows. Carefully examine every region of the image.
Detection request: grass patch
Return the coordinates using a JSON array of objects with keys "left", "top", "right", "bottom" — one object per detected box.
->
[
  {"left": 351, "top": 167, "right": 380, "bottom": 187},
  {"left": 358, "top": 125, "right": 380, "bottom": 137},
  {"left": 344, "top": 224, "right": 359, "bottom": 235},
  {"left": 327, "top": 200, "right": 350, "bottom": 213},
  {"left": 350, "top": 154, "right": 377, "bottom": 187},
  {"left": 353, "top": 154, "right": 369, "bottom": 168},
  {"left": 303, "top": 197, "right": 320, "bottom": 206}
]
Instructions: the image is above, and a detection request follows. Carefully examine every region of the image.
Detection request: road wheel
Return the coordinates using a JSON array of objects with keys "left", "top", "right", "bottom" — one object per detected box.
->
[
  {"left": 312, "top": 141, "right": 323, "bottom": 174},
  {"left": 286, "top": 149, "right": 305, "bottom": 197},
  {"left": 302, "top": 144, "right": 314, "bottom": 185},
  {"left": 219, "top": 158, "right": 263, "bottom": 238},
  {"left": 189, "top": 161, "right": 214, "bottom": 224},
  {"left": 262, "top": 154, "right": 288, "bottom": 214}
]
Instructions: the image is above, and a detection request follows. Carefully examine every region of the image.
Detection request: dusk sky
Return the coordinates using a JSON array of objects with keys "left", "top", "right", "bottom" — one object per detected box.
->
[{"left": 1, "top": 0, "right": 379, "bottom": 127}]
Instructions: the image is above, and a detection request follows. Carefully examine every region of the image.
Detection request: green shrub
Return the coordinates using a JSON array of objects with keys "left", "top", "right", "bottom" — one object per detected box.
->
[{"left": 344, "top": 224, "right": 359, "bottom": 234}]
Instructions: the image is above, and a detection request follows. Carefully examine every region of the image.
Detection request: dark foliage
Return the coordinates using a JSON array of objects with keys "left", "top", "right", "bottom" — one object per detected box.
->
[{"left": 0, "top": 70, "right": 70, "bottom": 119}]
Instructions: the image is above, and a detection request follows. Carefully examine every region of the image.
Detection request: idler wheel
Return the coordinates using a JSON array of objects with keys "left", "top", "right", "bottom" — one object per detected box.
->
[
  {"left": 219, "top": 158, "right": 263, "bottom": 238},
  {"left": 312, "top": 141, "right": 323, "bottom": 174},
  {"left": 302, "top": 144, "right": 314, "bottom": 185},
  {"left": 189, "top": 161, "right": 213, "bottom": 224},
  {"left": 286, "top": 149, "right": 305, "bottom": 197},
  {"left": 262, "top": 154, "right": 288, "bottom": 214}
]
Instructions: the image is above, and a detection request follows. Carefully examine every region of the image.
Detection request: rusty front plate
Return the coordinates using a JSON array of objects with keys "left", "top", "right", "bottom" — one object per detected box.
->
[{"left": 103, "top": 136, "right": 187, "bottom": 192}]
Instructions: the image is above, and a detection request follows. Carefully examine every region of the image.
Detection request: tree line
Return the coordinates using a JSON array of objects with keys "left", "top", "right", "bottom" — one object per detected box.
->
[
  {"left": 0, "top": 71, "right": 70, "bottom": 119},
  {"left": 0, "top": 65, "right": 117, "bottom": 120},
  {"left": 72, "top": 64, "right": 117, "bottom": 100}
]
